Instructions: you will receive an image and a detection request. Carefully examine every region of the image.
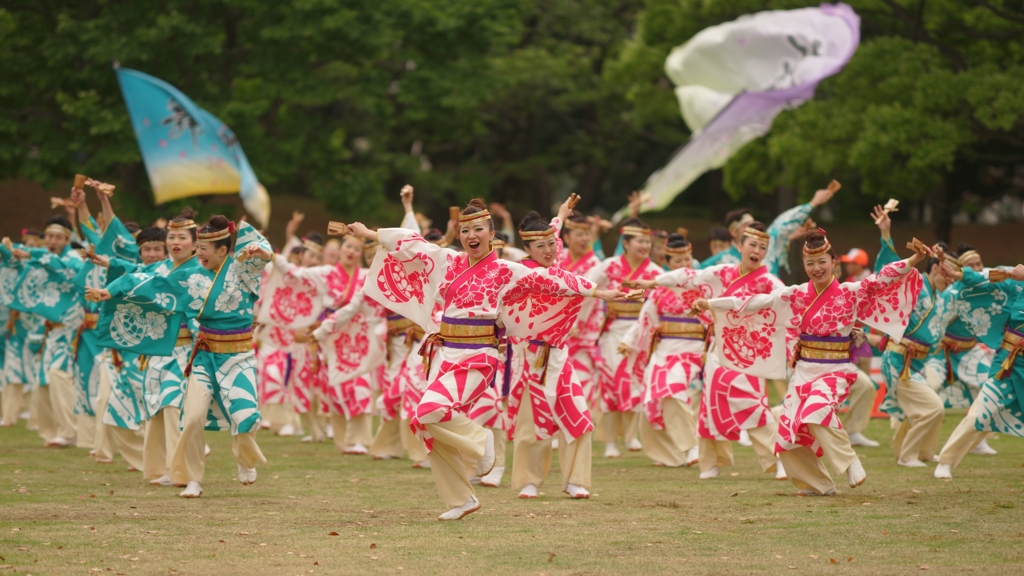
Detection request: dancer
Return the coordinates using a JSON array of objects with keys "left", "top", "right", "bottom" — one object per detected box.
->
[
  {"left": 89, "top": 216, "right": 273, "bottom": 497},
  {"left": 694, "top": 229, "right": 926, "bottom": 495},
  {"left": 506, "top": 204, "right": 594, "bottom": 499},
  {"left": 935, "top": 263, "right": 1024, "bottom": 479},
  {"left": 0, "top": 234, "right": 45, "bottom": 429},
  {"left": 628, "top": 222, "right": 787, "bottom": 481},
  {"left": 559, "top": 212, "right": 603, "bottom": 414},
  {"left": 619, "top": 233, "right": 703, "bottom": 467},
  {"left": 873, "top": 207, "right": 951, "bottom": 468},
  {"left": 345, "top": 195, "right": 624, "bottom": 520},
  {"left": 580, "top": 218, "right": 663, "bottom": 457},
  {"left": 831, "top": 257, "right": 881, "bottom": 448}
]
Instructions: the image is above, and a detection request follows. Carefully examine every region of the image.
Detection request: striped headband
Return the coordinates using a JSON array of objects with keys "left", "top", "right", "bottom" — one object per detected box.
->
[
  {"left": 957, "top": 250, "right": 980, "bottom": 267},
  {"left": 168, "top": 219, "right": 197, "bottom": 230},
  {"left": 139, "top": 239, "right": 166, "bottom": 248},
  {"left": 743, "top": 226, "right": 770, "bottom": 243},
  {"left": 459, "top": 210, "right": 491, "bottom": 226},
  {"left": 728, "top": 213, "right": 754, "bottom": 233},
  {"left": 45, "top": 224, "right": 72, "bottom": 238},
  {"left": 803, "top": 228, "right": 832, "bottom": 256},
  {"left": 490, "top": 239, "right": 505, "bottom": 249},
  {"left": 519, "top": 228, "right": 554, "bottom": 242},
  {"left": 302, "top": 239, "right": 323, "bottom": 253},
  {"left": 620, "top": 226, "right": 650, "bottom": 237},
  {"left": 563, "top": 219, "right": 589, "bottom": 232},
  {"left": 664, "top": 244, "right": 692, "bottom": 257},
  {"left": 197, "top": 221, "right": 234, "bottom": 242}
]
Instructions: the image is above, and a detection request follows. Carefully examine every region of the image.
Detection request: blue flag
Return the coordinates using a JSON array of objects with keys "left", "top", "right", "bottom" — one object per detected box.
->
[{"left": 115, "top": 66, "right": 270, "bottom": 228}]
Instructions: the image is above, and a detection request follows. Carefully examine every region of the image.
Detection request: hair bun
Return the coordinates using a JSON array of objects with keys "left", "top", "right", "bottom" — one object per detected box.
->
[
  {"left": 175, "top": 207, "right": 198, "bottom": 220},
  {"left": 464, "top": 198, "right": 488, "bottom": 213},
  {"left": 207, "top": 215, "right": 231, "bottom": 230}
]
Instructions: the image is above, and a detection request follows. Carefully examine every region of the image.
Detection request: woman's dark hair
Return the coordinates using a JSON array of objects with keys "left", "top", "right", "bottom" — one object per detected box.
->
[
  {"left": 493, "top": 231, "right": 509, "bottom": 243},
  {"left": 927, "top": 241, "right": 951, "bottom": 273},
  {"left": 747, "top": 221, "right": 767, "bottom": 234},
  {"left": 289, "top": 246, "right": 304, "bottom": 257},
  {"left": 124, "top": 221, "right": 141, "bottom": 234},
  {"left": 666, "top": 233, "right": 690, "bottom": 250},
  {"left": 199, "top": 215, "right": 234, "bottom": 251},
  {"left": 460, "top": 198, "right": 493, "bottom": 230},
  {"left": 709, "top": 226, "right": 732, "bottom": 242},
  {"left": 560, "top": 210, "right": 588, "bottom": 240},
  {"left": 619, "top": 217, "right": 649, "bottom": 243},
  {"left": 423, "top": 228, "right": 444, "bottom": 242},
  {"left": 956, "top": 242, "right": 974, "bottom": 255},
  {"left": 518, "top": 211, "right": 550, "bottom": 246},
  {"left": 136, "top": 226, "right": 168, "bottom": 251},
  {"left": 171, "top": 208, "right": 199, "bottom": 241},
  {"left": 23, "top": 227, "right": 42, "bottom": 237},
  {"left": 303, "top": 231, "right": 324, "bottom": 246},
  {"left": 803, "top": 228, "right": 837, "bottom": 260},
  {"left": 45, "top": 214, "right": 73, "bottom": 230},
  {"left": 724, "top": 208, "right": 752, "bottom": 228}
]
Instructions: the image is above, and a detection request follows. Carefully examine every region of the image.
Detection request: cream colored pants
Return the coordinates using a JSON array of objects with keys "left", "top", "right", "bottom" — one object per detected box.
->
[
  {"left": 93, "top": 368, "right": 144, "bottom": 470},
  {"left": 402, "top": 419, "right": 429, "bottom": 463},
  {"left": 640, "top": 398, "right": 697, "bottom": 467},
  {"left": 370, "top": 418, "right": 404, "bottom": 458},
  {"left": 423, "top": 413, "right": 488, "bottom": 508},
  {"left": 778, "top": 424, "right": 859, "bottom": 495},
  {"left": 601, "top": 410, "right": 639, "bottom": 447},
  {"left": 34, "top": 369, "right": 77, "bottom": 442},
  {"left": 305, "top": 397, "right": 329, "bottom": 441},
  {"left": 937, "top": 397, "right": 988, "bottom": 468},
  {"left": 143, "top": 407, "right": 182, "bottom": 480},
  {"left": 511, "top": 392, "right": 591, "bottom": 491},
  {"left": 76, "top": 414, "right": 96, "bottom": 450},
  {"left": 699, "top": 423, "right": 777, "bottom": 473},
  {"left": 170, "top": 375, "right": 266, "bottom": 485},
  {"left": 262, "top": 402, "right": 299, "bottom": 434},
  {"left": 330, "top": 413, "right": 373, "bottom": 452},
  {"left": 1, "top": 383, "right": 24, "bottom": 424},
  {"left": 843, "top": 369, "right": 875, "bottom": 435},
  {"left": 891, "top": 378, "right": 944, "bottom": 463}
]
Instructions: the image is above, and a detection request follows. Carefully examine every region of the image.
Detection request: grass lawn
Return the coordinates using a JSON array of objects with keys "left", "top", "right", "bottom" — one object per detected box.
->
[{"left": 2, "top": 414, "right": 1023, "bottom": 576}]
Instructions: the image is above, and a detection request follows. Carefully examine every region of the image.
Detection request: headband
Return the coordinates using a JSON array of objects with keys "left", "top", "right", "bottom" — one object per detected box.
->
[
  {"left": 743, "top": 226, "right": 770, "bottom": 243},
  {"left": 802, "top": 228, "right": 832, "bottom": 256},
  {"left": 197, "top": 221, "right": 234, "bottom": 242},
  {"left": 490, "top": 239, "right": 505, "bottom": 250},
  {"left": 664, "top": 244, "right": 692, "bottom": 257},
  {"left": 364, "top": 239, "right": 380, "bottom": 250},
  {"left": 168, "top": 219, "right": 197, "bottom": 230},
  {"left": 519, "top": 228, "right": 555, "bottom": 242},
  {"left": 563, "top": 219, "right": 589, "bottom": 232},
  {"left": 45, "top": 224, "right": 72, "bottom": 238},
  {"left": 957, "top": 250, "right": 980, "bottom": 267},
  {"left": 619, "top": 226, "right": 650, "bottom": 238},
  {"left": 302, "top": 240, "right": 323, "bottom": 253},
  {"left": 728, "top": 213, "right": 754, "bottom": 233},
  {"left": 459, "top": 209, "right": 491, "bottom": 226}
]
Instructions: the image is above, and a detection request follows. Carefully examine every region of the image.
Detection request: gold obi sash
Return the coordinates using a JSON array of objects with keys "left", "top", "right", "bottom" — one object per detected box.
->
[
  {"left": 656, "top": 316, "right": 706, "bottom": 340},
  {"left": 176, "top": 324, "right": 194, "bottom": 347},
  {"left": 387, "top": 315, "right": 425, "bottom": 341},
  {"left": 995, "top": 327, "right": 1024, "bottom": 380},
  {"left": 941, "top": 333, "right": 977, "bottom": 383},
  {"left": 606, "top": 301, "right": 643, "bottom": 320},
  {"left": 886, "top": 336, "right": 930, "bottom": 381},
  {"left": 195, "top": 326, "right": 254, "bottom": 354},
  {"left": 420, "top": 317, "right": 499, "bottom": 376},
  {"left": 793, "top": 335, "right": 851, "bottom": 367}
]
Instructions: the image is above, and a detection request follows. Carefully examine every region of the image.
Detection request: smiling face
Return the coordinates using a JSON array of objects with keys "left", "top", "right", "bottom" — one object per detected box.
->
[
  {"left": 460, "top": 219, "right": 495, "bottom": 261},
  {"left": 739, "top": 236, "right": 768, "bottom": 270},
  {"left": 196, "top": 240, "right": 228, "bottom": 271},
  {"left": 166, "top": 229, "right": 195, "bottom": 265},
  {"left": 339, "top": 237, "right": 363, "bottom": 269},
  {"left": 140, "top": 243, "right": 167, "bottom": 265},
  {"left": 623, "top": 235, "right": 651, "bottom": 262},
  {"left": 566, "top": 228, "right": 591, "bottom": 255},
  {"left": 667, "top": 252, "right": 693, "bottom": 271},
  {"left": 803, "top": 252, "right": 834, "bottom": 285},
  {"left": 524, "top": 236, "right": 558, "bottom": 268},
  {"left": 322, "top": 239, "right": 341, "bottom": 266}
]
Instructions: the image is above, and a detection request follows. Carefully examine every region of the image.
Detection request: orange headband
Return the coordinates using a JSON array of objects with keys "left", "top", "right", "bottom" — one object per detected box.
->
[{"left": 459, "top": 210, "right": 491, "bottom": 226}]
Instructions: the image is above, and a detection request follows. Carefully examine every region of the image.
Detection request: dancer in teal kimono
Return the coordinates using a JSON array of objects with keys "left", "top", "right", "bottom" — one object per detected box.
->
[
  {"left": 936, "top": 263, "right": 1024, "bottom": 479},
  {"left": 89, "top": 216, "right": 272, "bottom": 498},
  {"left": 5, "top": 214, "right": 85, "bottom": 446},
  {"left": 697, "top": 184, "right": 837, "bottom": 275},
  {"left": 872, "top": 206, "right": 952, "bottom": 469}
]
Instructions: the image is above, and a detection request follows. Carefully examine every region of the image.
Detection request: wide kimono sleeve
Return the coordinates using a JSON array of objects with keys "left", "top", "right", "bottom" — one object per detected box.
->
[
  {"left": 78, "top": 216, "right": 102, "bottom": 248},
  {"left": 499, "top": 261, "right": 596, "bottom": 347},
  {"left": 954, "top": 268, "right": 1020, "bottom": 348},
  {"left": 573, "top": 257, "right": 614, "bottom": 345},
  {"left": 318, "top": 289, "right": 387, "bottom": 384},
  {"left": 848, "top": 259, "right": 922, "bottom": 342},
  {"left": 874, "top": 235, "right": 901, "bottom": 269},
  {"left": 765, "top": 203, "right": 813, "bottom": 275},
  {"left": 105, "top": 257, "right": 139, "bottom": 285},
  {"left": 231, "top": 222, "right": 272, "bottom": 296},
  {"left": 95, "top": 216, "right": 140, "bottom": 262},
  {"left": 622, "top": 295, "right": 658, "bottom": 352},
  {"left": 255, "top": 255, "right": 326, "bottom": 330},
  {"left": 708, "top": 285, "right": 802, "bottom": 380},
  {"left": 363, "top": 228, "right": 456, "bottom": 331},
  {"left": 314, "top": 291, "right": 372, "bottom": 339}
]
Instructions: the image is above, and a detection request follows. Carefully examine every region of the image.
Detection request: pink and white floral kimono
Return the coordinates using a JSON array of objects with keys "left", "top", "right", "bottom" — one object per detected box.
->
[
  {"left": 560, "top": 249, "right": 602, "bottom": 405},
  {"left": 316, "top": 290, "right": 387, "bottom": 421},
  {"left": 655, "top": 264, "right": 784, "bottom": 445},
  {"left": 708, "top": 263, "right": 921, "bottom": 461},
  {"left": 362, "top": 228, "right": 596, "bottom": 449}
]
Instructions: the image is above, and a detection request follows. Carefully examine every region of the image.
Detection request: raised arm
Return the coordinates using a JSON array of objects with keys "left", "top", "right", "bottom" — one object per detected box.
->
[{"left": 232, "top": 223, "right": 273, "bottom": 296}]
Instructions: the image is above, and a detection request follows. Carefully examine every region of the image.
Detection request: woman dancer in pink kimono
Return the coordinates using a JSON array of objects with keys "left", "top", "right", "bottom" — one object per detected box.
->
[
  {"left": 693, "top": 229, "right": 927, "bottom": 494},
  {"left": 342, "top": 197, "right": 625, "bottom": 520},
  {"left": 558, "top": 213, "right": 603, "bottom": 412},
  {"left": 628, "top": 222, "right": 787, "bottom": 480}
]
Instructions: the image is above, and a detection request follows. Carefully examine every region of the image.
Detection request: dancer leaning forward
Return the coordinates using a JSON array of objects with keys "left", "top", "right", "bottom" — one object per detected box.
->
[
  {"left": 339, "top": 193, "right": 625, "bottom": 520},
  {"left": 693, "top": 229, "right": 928, "bottom": 495}
]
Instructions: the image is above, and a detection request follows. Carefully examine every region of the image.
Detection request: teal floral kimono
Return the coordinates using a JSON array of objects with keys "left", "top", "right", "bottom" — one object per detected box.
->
[
  {"left": 966, "top": 271, "right": 1024, "bottom": 436},
  {"left": 697, "top": 203, "right": 813, "bottom": 275},
  {"left": 875, "top": 237, "right": 954, "bottom": 420},
  {"left": 103, "top": 223, "right": 270, "bottom": 434}
]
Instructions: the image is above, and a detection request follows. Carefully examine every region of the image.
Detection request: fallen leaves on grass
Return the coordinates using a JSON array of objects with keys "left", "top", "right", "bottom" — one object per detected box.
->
[
  {"left": 329, "top": 532, "right": 339, "bottom": 536},
  {"left": 547, "top": 553, "right": 556, "bottom": 562},
  {"left": 370, "top": 543, "right": 377, "bottom": 550}
]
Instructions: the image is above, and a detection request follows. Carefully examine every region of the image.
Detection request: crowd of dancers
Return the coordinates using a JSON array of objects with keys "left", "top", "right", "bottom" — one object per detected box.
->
[{"left": 2, "top": 179, "right": 1022, "bottom": 520}]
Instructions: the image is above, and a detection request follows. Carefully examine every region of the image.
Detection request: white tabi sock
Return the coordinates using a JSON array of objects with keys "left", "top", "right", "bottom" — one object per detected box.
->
[{"left": 518, "top": 484, "right": 538, "bottom": 499}]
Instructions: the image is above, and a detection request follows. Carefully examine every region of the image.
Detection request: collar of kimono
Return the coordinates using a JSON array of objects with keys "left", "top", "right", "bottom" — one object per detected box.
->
[
  {"left": 45, "top": 224, "right": 72, "bottom": 238},
  {"left": 563, "top": 219, "right": 588, "bottom": 232},
  {"left": 800, "top": 277, "right": 839, "bottom": 333},
  {"left": 728, "top": 213, "right": 754, "bottom": 234},
  {"left": 564, "top": 249, "right": 594, "bottom": 273},
  {"left": 723, "top": 264, "right": 767, "bottom": 297},
  {"left": 905, "top": 275, "right": 937, "bottom": 337},
  {"left": 619, "top": 226, "right": 649, "bottom": 238},
  {"left": 520, "top": 257, "right": 542, "bottom": 269},
  {"left": 620, "top": 253, "right": 652, "bottom": 281},
  {"left": 168, "top": 219, "right": 197, "bottom": 230},
  {"left": 519, "top": 227, "right": 554, "bottom": 243},
  {"left": 957, "top": 250, "right": 980, "bottom": 268},
  {"left": 459, "top": 210, "right": 491, "bottom": 226},
  {"left": 445, "top": 249, "right": 498, "bottom": 310}
]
